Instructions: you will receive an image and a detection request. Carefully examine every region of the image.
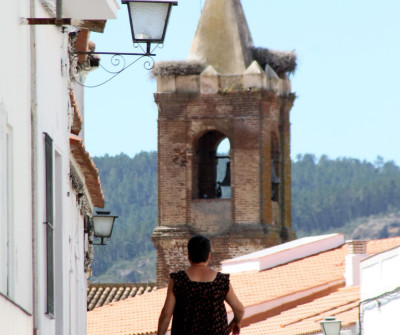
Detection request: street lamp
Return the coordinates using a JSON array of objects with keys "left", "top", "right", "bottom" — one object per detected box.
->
[
  {"left": 92, "top": 210, "right": 118, "bottom": 246},
  {"left": 320, "top": 317, "right": 341, "bottom": 335},
  {"left": 123, "top": 0, "right": 178, "bottom": 54},
  {"left": 25, "top": 0, "right": 178, "bottom": 86},
  {"left": 73, "top": 0, "right": 178, "bottom": 87},
  {"left": 26, "top": 0, "right": 177, "bottom": 53}
]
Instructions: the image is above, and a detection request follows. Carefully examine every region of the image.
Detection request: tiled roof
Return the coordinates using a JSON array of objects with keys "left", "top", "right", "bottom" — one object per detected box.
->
[
  {"left": 240, "top": 286, "right": 360, "bottom": 335},
  {"left": 87, "top": 287, "right": 169, "bottom": 335},
  {"left": 229, "top": 244, "right": 346, "bottom": 309},
  {"left": 70, "top": 90, "right": 83, "bottom": 135},
  {"left": 70, "top": 134, "right": 104, "bottom": 208},
  {"left": 87, "top": 237, "right": 400, "bottom": 335},
  {"left": 87, "top": 283, "right": 157, "bottom": 311}
]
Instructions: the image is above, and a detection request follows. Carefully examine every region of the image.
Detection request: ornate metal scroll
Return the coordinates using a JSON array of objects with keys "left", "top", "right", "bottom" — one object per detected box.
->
[{"left": 70, "top": 43, "right": 163, "bottom": 88}]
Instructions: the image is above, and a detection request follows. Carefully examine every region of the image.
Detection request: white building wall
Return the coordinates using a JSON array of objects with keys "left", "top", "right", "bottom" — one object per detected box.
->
[
  {"left": 1, "top": 0, "right": 116, "bottom": 333},
  {"left": 34, "top": 3, "right": 69, "bottom": 332},
  {"left": 0, "top": 0, "right": 34, "bottom": 327},
  {"left": 33, "top": 1, "right": 91, "bottom": 334},
  {"left": 0, "top": 297, "right": 33, "bottom": 335},
  {"left": 360, "top": 246, "right": 400, "bottom": 335}
]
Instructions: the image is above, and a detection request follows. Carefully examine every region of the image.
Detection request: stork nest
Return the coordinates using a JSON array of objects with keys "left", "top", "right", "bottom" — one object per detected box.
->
[
  {"left": 151, "top": 60, "right": 206, "bottom": 78},
  {"left": 251, "top": 47, "right": 297, "bottom": 76},
  {"left": 151, "top": 48, "right": 297, "bottom": 78}
]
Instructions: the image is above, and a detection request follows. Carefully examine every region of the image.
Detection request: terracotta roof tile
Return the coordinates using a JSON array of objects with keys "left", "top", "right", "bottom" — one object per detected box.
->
[
  {"left": 229, "top": 244, "right": 347, "bottom": 309},
  {"left": 70, "top": 135, "right": 104, "bottom": 208},
  {"left": 87, "top": 237, "right": 400, "bottom": 335},
  {"left": 87, "top": 288, "right": 169, "bottom": 335},
  {"left": 70, "top": 90, "right": 83, "bottom": 135},
  {"left": 74, "top": 29, "right": 90, "bottom": 64},
  {"left": 240, "top": 286, "right": 360, "bottom": 335},
  {"left": 87, "top": 283, "right": 157, "bottom": 311}
]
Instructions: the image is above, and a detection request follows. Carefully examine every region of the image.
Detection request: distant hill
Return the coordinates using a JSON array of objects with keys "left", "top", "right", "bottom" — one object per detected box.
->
[
  {"left": 320, "top": 211, "right": 400, "bottom": 240},
  {"left": 90, "top": 153, "right": 400, "bottom": 283},
  {"left": 91, "top": 152, "right": 157, "bottom": 283},
  {"left": 292, "top": 154, "right": 400, "bottom": 237}
]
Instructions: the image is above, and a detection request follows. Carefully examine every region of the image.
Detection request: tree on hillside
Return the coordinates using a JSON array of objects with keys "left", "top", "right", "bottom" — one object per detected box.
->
[
  {"left": 292, "top": 154, "right": 400, "bottom": 236},
  {"left": 91, "top": 152, "right": 158, "bottom": 282},
  {"left": 90, "top": 152, "right": 400, "bottom": 282}
]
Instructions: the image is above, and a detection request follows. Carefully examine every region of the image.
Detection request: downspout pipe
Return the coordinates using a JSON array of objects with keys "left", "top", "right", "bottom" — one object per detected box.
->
[
  {"left": 30, "top": 0, "right": 39, "bottom": 333},
  {"left": 56, "top": 0, "right": 63, "bottom": 26}
]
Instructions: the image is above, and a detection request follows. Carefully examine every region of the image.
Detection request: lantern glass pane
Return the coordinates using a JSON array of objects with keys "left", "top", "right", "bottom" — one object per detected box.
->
[
  {"left": 93, "top": 216, "right": 114, "bottom": 238},
  {"left": 321, "top": 321, "right": 341, "bottom": 335},
  {"left": 129, "top": 2, "right": 170, "bottom": 41}
]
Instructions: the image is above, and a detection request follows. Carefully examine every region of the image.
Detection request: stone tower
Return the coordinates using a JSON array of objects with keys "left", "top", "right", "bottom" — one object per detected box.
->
[{"left": 152, "top": 0, "right": 297, "bottom": 286}]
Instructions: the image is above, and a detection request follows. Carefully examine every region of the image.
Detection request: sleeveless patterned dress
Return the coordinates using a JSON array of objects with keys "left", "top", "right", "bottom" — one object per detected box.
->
[{"left": 170, "top": 270, "right": 230, "bottom": 335}]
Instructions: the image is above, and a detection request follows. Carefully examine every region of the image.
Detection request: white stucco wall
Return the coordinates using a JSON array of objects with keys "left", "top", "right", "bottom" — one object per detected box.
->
[
  {"left": 33, "top": 1, "right": 89, "bottom": 333},
  {"left": 2, "top": 0, "right": 117, "bottom": 333},
  {"left": 0, "top": 296, "right": 33, "bottom": 335},
  {"left": 360, "top": 246, "right": 400, "bottom": 335},
  {"left": 0, "top": 0, "right": 34, "bottom": 323}
]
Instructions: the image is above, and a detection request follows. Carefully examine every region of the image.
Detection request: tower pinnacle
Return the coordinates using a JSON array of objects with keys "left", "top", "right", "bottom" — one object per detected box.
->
[{"left": 188, "top": 0, "right": 254, "bottom": 74}]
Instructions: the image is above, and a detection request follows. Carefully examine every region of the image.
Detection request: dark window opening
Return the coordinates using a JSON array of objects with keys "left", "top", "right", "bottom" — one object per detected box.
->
[
  {"left": 216, "top": 138, "right": 231, "bottom": 199},
  {"left": 271, "top": 134, "right": 280, "bottom": 202},
  {"left": 193, "top": 131, "right": 231, "bottom": 199},
  {"left": 45, "top": 133, "right": 55, "bottom": 317}
]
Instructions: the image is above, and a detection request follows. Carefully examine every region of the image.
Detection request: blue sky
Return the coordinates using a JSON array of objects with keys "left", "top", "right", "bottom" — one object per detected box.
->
[{"left": 84, "top": 0, "right": 400, "bottom": 165}]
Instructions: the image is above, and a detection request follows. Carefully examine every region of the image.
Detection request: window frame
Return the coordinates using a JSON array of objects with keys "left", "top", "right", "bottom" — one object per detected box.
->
[{"left": 44, "top": 133, "right": 55, "bottom": 318}]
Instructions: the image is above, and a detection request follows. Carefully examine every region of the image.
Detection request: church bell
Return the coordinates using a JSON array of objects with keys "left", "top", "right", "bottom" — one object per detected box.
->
[
  {"left": 271, "top": 160, "right": 280, "bottom": 201},
  {"left": 220, "top": 161, "right": 231, "bottom": 186}
]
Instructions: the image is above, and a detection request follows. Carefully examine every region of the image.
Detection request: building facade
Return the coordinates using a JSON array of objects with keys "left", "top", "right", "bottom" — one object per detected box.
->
[
  {"left": 360, "top": 245, "right": 400, "bottom": 334},
  {"left": 0, "top": 0, "right": 118, "bottom": 334},
  {"left": 152, "top": 0, "right": 297, "bottom": 286}
]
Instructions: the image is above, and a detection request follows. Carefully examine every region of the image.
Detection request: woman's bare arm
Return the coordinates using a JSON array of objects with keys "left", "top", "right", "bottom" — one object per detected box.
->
[
  {"left": 157, "top": 279, "right": 176, "bottom": 335},
  {"left": 225, "top": 283, "right": 245, "bottom": 335}
]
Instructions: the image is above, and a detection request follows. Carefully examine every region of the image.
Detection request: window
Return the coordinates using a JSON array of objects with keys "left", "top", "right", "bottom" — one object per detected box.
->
[
  {"left": 271, "top": 133, "right": 281, "bottom": 202},
  {"left": 193, "top": 131, "right": 231, "bottom": 199},
  {"left": 0, "top": 105, "right": 13, "bottom": 297},
  {"left": 54, "top": 151, "right": 64, "bottom": 330},
  {"left": 216, "top": 138, "right": 231, "bottom": 199},
  {"left": 44, "top": 133, "right": 55, "bottom": 317}
]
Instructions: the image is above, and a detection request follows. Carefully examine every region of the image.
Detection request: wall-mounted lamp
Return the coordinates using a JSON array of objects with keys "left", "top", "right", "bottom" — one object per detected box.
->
[
  {"left": 124, "top": 0, "right": 178, "bottom": 55},
  {"left": 92, "top": 210, "right": 118, "bottom": 246},
  {"left": 25, "top": 0, "right": 178, "bottom": 87},
  {"left": 320, "top": 317, "right": 341, "bottom": 335}
]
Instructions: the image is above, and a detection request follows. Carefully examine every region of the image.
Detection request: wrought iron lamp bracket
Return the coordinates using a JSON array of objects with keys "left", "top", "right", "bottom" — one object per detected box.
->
[{"left": 70, "top": 43, "right": 162, "bottom": 88}]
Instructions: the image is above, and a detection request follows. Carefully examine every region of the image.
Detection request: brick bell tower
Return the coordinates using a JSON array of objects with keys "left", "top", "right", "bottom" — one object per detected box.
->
[{"left": 152, "top": 0, "right": 297, "bottom": 286}]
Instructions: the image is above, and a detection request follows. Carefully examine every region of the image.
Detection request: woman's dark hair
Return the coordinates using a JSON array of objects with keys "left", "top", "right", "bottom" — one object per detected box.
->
[{"left": 187, "top": 235, "right": 211, "bottom": 263}]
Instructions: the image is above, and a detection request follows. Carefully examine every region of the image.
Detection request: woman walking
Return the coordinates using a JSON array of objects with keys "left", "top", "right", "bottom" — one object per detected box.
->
[{"left": 157, "top": 235, "right": 244, "bottom": 335}]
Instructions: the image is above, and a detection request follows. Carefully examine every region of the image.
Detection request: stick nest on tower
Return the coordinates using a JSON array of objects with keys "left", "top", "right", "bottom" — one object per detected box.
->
[
  {"left": 251, "top": 47, "right": 297, "bottom": 77},
  {"left": 151, "top": 48, "right": 296, "bottom": 78},
  {"left": 151, "top": 60, "right": 206, "bottom": 78}
]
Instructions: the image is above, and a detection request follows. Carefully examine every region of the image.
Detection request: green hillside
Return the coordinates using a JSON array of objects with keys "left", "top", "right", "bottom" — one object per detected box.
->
[
  {"left": 91, "top": 152, "right": 157, "bottom": 283},
  {"left": 90, "top": 153, "right": 400, "bottom": 283},
  {"left": 292, "top": 154, "right": 400, "bottom": 237}
]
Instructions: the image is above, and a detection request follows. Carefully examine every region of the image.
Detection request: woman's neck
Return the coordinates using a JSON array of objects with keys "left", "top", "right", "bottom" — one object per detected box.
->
[
  {"left": 185, "top": 263, "right": 217, "bottom": 282},
  {"left": 189, "top": 262, "right": 208, "bottom": 267}
]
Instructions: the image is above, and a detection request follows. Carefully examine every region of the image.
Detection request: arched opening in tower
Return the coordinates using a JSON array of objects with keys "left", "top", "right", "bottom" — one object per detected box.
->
[
  {"left": 271, "top": 133, "right": 281, "bottom": 202},
  {"left": 216, "top": 138, "right": 231, "bottom": 199},
  {"left": 193, "top": 131, "right": 231, "bottom": 199}
]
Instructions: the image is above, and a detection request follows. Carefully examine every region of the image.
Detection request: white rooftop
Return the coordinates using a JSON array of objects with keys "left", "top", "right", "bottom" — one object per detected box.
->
[{"left": 221, "top": 234, "right": 345, "bottom": 274}]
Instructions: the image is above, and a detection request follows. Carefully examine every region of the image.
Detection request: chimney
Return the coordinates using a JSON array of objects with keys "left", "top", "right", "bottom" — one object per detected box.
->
[{"left": 345, "top": 240, "right": 367, "bottom": 286}]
